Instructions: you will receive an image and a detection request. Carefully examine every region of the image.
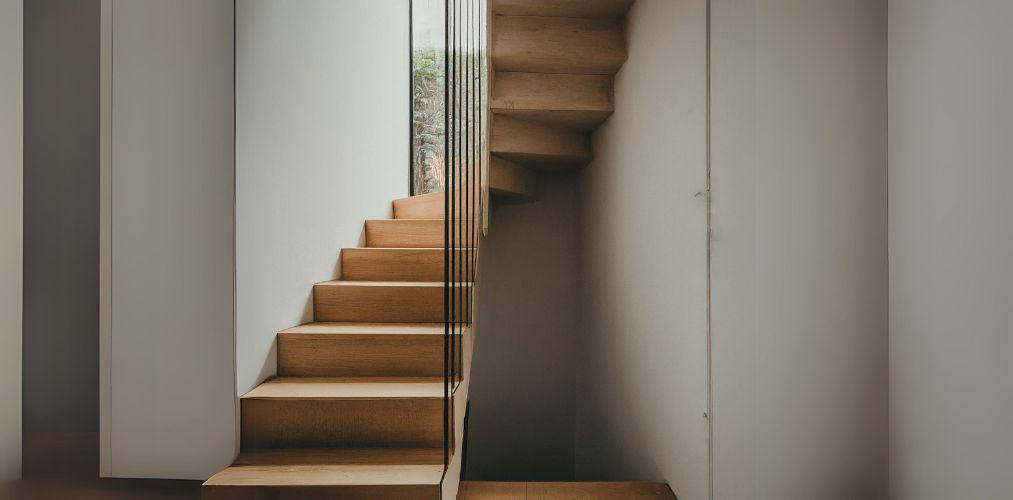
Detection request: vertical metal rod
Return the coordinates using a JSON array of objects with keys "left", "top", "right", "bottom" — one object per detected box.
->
[
  {"left": 442, "top": 0, "right": 450, "bottom": 471},
  {"left": 409, "top": 0, "right": 415, "bottom": 196}
]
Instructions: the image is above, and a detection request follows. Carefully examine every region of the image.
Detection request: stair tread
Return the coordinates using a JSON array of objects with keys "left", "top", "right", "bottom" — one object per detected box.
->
[
  {"left": 233, "top": 448, "right": 445, "bottom": 467},
  {"left": 242, "top": 377, "right": 446, "bottom": 400},
  {"left": 206, "top": 464, "right": 444, "bottom": 487},
  {"left": 316, "top": 280, "right": 471, "bottom": 287},
  {"left": 281, "top": 322, "right": 447, "bottom": 336}
]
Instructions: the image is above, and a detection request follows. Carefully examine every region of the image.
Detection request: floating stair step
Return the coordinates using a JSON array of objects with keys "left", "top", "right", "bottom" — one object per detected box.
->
[
  {"left": 204, "top": 449, "right": 445, "bottom": 500},
  {"left": 489, "top": 156, "right": 537, "bottom": 200},
  {"left": 315, "top": 281, "right": 470, "bottom": 323},
  {"left": 493, "top": 72, "right": 614, "bottom": 129},
  {"left": 491, "top": 115, "right": 592, "bottom": 168},
  {"left": 365, "top": 219, "right": 444, "bottom": 248},
  {"left": 492, "top": 0, "right": 636, "bottom": 19},
  {"left": 492, "top": 16, "right": 627, "bottom": 75},
  {"left": 341, "top": 248, "right": 450, "bottom": 282},
  {"left": 393, "top": 192, "right": 445, "bottom": 219},
  {"left": 240, "top": 377, "right": 448, "bottom": 451},
  {"left": 231, "top": 448, "right": 445, "bottom": 466},
  {"left": 278, "top": 322, "right": 466, "bottom": 378},
  {"left": 459, "top": 481, "right": 677, "bottom": 499}
]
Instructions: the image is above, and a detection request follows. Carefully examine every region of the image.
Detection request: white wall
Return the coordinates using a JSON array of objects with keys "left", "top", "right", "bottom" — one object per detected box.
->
[
  {"left": 0, "top": 0, "right": 24, "bottom": 489},
  {"left": 101, "top": 0, "right": 236, "bottom": 480},
  {"left": 710, "top": 1, "right": 889, "bottom": 499},
  {"left": 889, "top": 2, "right": 1013, "bottom": 498},
  {"left": 468, "top": 176, "right": 580, "bottom": 480},
  {"left": 235, "top": 0, "right": 409, "bottom": 395},
  {"left": 573, "top": 1, "right": 710, "bottom": 498}
]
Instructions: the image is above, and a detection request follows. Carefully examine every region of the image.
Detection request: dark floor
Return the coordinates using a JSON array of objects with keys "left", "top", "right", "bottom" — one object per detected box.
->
[{"left": 11, "top": 433, "right": 202, "bottom": 500}]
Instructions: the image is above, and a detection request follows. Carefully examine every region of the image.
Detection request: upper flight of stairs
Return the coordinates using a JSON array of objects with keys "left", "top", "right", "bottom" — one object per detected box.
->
[
  {"left": 489, "top": 0, "right": 635, "bottom": 203},
  {"left": 204, "top": 193, "right": 473, "bottom": 500}
]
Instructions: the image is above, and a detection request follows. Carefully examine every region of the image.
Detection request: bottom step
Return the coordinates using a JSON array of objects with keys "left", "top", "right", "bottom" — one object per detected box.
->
[
  {"left": 459, "top": 482, "right": 677, "bottom": 499},
  {"left": 203, "top": 449, "right": 445, "bottom": 500}
]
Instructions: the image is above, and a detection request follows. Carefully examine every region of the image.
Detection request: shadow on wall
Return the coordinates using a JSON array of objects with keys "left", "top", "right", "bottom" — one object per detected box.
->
[{"left": 466, "top": 174, "right": 579, "bottom": 481}]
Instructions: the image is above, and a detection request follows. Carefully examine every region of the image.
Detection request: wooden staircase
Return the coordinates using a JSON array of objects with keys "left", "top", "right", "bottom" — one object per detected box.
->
[
  {"left": 204, "top": 1, "right": 677, "bottom": 498},
  {"left": 489, "top": 0, "right": 635, "bottom": 202},
  {"left": 204, "top": 193, "right": 473, "bottom": 500}
]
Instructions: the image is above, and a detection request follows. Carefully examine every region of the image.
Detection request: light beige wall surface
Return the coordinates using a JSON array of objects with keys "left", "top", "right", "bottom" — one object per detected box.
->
[
  {"left": 101, "top": 0, "right": 236, "bottom": 480},
  {"left": 468, "top": 176, "right": 580, "bottom": 480},
  {"left": 573, "top": 1, "right": 710, "bottom": 498},
  {"left": 0, "top": 0, "right": 24, "bottom": 489},
  {"left": 889, "top": 1, "right": 1013, "bottom": 499},
  {"left": 234, "top": 0, "right": 409, "bottom": 396},
  {"left": 711, "top": 1, "right": 889, "bottom": 499}
]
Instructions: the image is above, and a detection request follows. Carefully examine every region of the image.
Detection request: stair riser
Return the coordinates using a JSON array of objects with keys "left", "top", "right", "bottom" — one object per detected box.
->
[
  {"left": 393, "top": 192, "right": 478, "bottom": 220},
  {"left": 342, "top": 249, "right": 447, "bottom": 282},
  {"left": 366, "top": 220, "right": 444, "bottom": 248},
  {"left": 278, "top": 334, "right": 453, "bottom": 378},
  {"left": 203, "top": 485, "right": 440, "bottom": 500},
  {"left": 393, "top": 192, "right": 445, "bottom": 219},
  {"left": 241, "top": 398, "right": 445, "bottom": 450},
  {"left": 314, "top": 285, "right": 467, "bottom": 323},
  {"left": 315, "top": 285, "right": 472, "bottom": 323}
]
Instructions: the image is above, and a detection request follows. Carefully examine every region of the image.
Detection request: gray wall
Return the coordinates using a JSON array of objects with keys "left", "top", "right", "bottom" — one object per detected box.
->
[
  {"left": 889, "top": 1, "right": 1013, "bottom": 498},
  {"left": 23, "top": 0, "right": 100, "bottom": 440},
  {"left": 468, "top": 176, "right": 580, "bottom": 480},
  {"left": 711, "top": 1, "right": 889, "bottom": 499},
  {"left": 574, "top": 1, "right": 710, "bottom": 499},
  {"left": 0, "top": 0, "right": 24, "bottom": 489},
  {"left": 101, "top": 0, "right": 236, "bottom": 480}
]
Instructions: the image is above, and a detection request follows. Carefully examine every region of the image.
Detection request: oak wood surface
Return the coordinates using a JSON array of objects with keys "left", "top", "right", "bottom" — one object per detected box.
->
[
  {"left": 278, "top": 324, "right": 464, "bottom": 377},
  {"left": 492, "top": 0, "right": 636, "bottom": 18},
  {"left": 492, "top": 16, "right": 627, "bottom": 75},
  {"left": 493, "top": 72, "right": 614, "bottom": 129},
  {"left": 491, "top": 115, "right": 591, "bottom": 168},
  {"left": 313, "top": 281, "right": 453, "bottom": 323},
  {"left": 489, "top": 156, "right": 537, "bottom": 200},
  {"left": 341, "top": 247, "right": 449, "bottom": 282}
]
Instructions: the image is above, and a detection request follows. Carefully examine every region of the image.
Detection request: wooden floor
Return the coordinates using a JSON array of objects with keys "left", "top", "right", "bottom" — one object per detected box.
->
[{"left": 459, "top": 482, "right": 676, "bottom": 499}]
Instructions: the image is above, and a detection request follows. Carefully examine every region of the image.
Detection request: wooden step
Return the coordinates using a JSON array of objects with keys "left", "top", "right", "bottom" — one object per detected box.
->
[
  {"left": 492, "top": 16, "right": 627, "bottom": 75},
  {"left": 314, "top": 281, "right": 463, "bottom": 323},
  {"left": 240, "top": 377, "right": 448, "bottom": 450},
  {"left": 342, "top": 248, "right": 449, "bottom": 282},
  {"left": 204, "top": 449, "right": 445, "bottom": 500},
  {"left": 278, "top": 323, "right": 466, "bottom": 378},
  {"left": 489, "top": 156, "right": 537, "bottom": 200},
  {"left": 492, "top": 0, "right": 636, "bottom": 19},
  {"left": 366, "top": 219, "right": 444, "bottom": 248},
  {"left": 491, "top": 115, "right": 591, "bottom": 168},
  {"left": 493, "top": 72, "right": 614, "bottom": 129},
  {"left": 393, "top": 192, "right": 445, "bottom": 219},
  {"left": 459, "top": 482, "right": 677, "bottom": 499}
]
